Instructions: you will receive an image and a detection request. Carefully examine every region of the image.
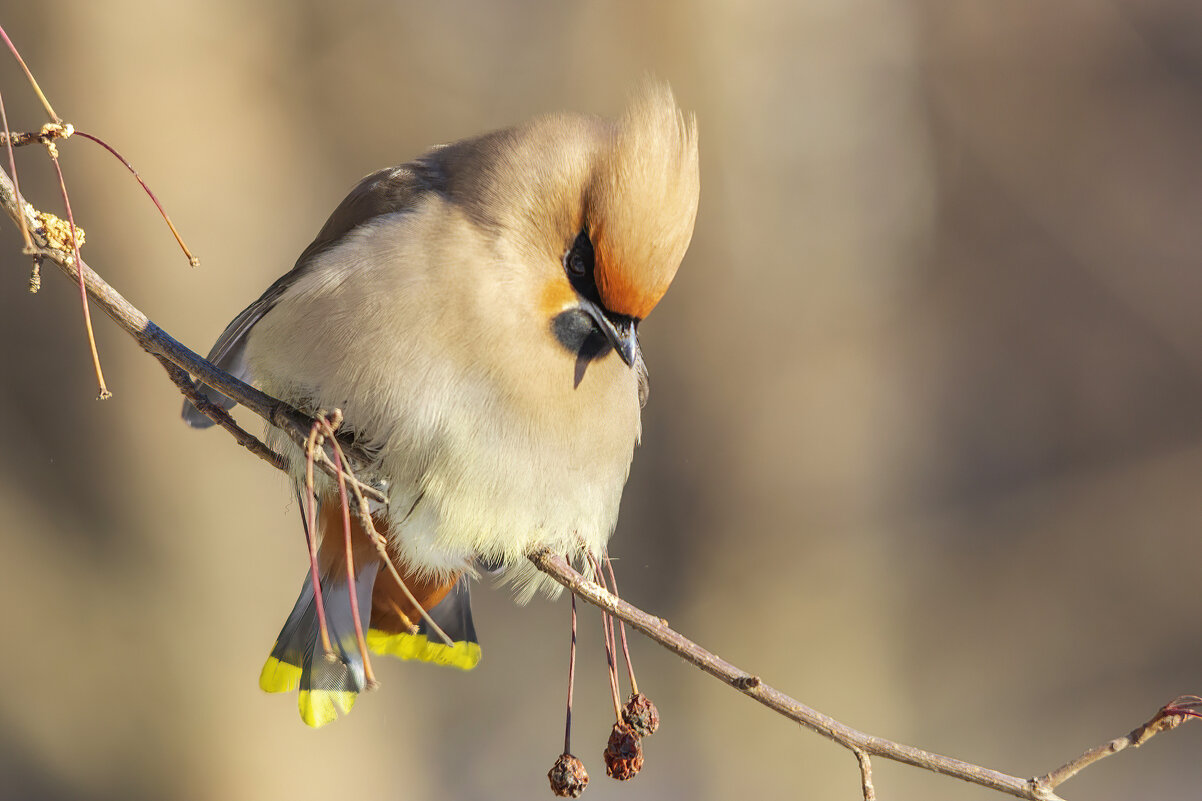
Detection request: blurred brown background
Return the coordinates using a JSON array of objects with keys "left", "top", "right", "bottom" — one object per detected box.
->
[{"left": 2, "top": 2, "right": 1201, "bottom": 799}]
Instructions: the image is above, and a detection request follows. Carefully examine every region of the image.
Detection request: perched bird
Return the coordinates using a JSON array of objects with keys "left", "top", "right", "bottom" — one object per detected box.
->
[{"left": 183, "top": 82, "right": 700, "bottom": 727}]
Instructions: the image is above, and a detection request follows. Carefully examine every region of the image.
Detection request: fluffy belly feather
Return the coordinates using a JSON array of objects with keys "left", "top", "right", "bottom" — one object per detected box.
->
[{"left": 260, "top": 345, "right": 641, "bottom": 600}]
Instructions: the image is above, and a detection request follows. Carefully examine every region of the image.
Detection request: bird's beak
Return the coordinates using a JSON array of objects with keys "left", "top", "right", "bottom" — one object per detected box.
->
[{"left": 579, "top": 298, "right": 639, "bottom": 367}]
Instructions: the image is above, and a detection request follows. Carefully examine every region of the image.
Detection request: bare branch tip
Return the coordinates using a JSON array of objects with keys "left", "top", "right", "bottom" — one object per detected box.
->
[{"left": 1161, "top": 694, "right": 1202, "bottom": 722}]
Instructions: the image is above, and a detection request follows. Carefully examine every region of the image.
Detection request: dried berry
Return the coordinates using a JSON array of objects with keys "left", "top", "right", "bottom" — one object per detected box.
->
[
  {"left": 622, "top": 692, "right": 660, "bottom": 737},
  {"left": 548, "top": 753, "right": 589, "bottom": 797},
  {"left": 603, "top": 722, "right": 644, "bottom": 780}
]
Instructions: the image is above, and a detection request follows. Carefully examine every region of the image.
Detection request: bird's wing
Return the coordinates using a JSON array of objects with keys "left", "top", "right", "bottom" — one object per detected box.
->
[{"left": 181, "top": 165, "right": 433, "bottom": 427}]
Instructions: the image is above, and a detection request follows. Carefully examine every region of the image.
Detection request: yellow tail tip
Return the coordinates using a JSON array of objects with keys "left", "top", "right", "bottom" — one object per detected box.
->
[
  {"left": 298, "top": 689, "right": 357, "bottom": 728},
  {"left": 366, "top": 629, "right": 481, "bottom": 670},
  {"left": 261, "top": 655, "right": 359, "bottom": 728},
  {"left": 259, "top": 656, "right": 303, "bottom": 694}
]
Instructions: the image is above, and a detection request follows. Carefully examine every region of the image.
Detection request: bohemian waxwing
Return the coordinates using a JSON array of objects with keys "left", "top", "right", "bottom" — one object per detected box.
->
[{"left": 183, "top": 81, "right": 700, "bottom": 727}]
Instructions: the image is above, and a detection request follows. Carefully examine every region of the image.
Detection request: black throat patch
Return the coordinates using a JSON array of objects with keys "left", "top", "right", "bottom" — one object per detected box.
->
[{"left": 552, "top": 309, "right": 613, "bottom": 387}]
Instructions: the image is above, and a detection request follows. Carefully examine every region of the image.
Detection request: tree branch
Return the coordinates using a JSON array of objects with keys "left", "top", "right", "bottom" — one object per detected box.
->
[
  {"left": 3, "top": 126, "right": 1197, "bottom": 799},
  {"left": 1030, "top": 696, "right": 1202, "bottom": 795},
  {"left": 529, "top": 550, "right": 1050, "bottom": 800},
  {"left": 0, "top": 162, "right": 384, "bottom": 505}
]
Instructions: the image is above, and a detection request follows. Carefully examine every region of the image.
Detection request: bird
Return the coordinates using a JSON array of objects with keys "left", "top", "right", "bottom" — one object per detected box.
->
[{"left": 182, "top": 81, "right": 700, "bottom": 727}]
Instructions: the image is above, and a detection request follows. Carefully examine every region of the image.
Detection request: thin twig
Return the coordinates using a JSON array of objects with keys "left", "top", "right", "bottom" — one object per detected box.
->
[
  {"left": 325, "top": 415, "right": 376, "bottom": 686},
  {"left": 0, "top": 24, "right": 59, "bottom": 122},
  {"left": 0, "top": 87, "right": 31, "bottom": 251},
  {"left": 602, "top": 605, "right": 622, "bottom": 721},
  {"left": 323, "top": 426, "right": 454, "bottom": 647},
  {"left": 564, "top": 593, "right": 578, "bottom": 756},
  {"left": 156, "top": 355, "right": 285, "bottom": 470},
  {"left": 590, "top": 554, "right": 624, "bottom": 721},
  {"left": 304, "top": 421, "right": 334, "bottom": 656},
  {"left": 1030, "top": 695, "right": 1202, "bottom": 795},
  {"left": 48, "top": 151, "right": 110, "bottom": 399},
  {"left": 855, "top": 749, "right": 876, "bottom": 801},
  {"left": 74, "top": 130, "right": 199, "bottom": 267},
  {"left": 603, "top": 555, "right": 639, "bottom": 696}
]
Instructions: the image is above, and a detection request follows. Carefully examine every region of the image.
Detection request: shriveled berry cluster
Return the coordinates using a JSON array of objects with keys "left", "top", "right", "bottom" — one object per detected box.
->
[
  {"left": 602, "top": 693, "right": 660, "bottom": 781},
  {"left": 548, "top": 693, "right": 661, "bottom": 794}
]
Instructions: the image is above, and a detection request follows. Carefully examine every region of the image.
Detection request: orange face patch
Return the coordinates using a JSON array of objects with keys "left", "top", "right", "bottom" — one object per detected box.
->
[{"left": 538, "top": 273, "right": 578, "bottom": 320}]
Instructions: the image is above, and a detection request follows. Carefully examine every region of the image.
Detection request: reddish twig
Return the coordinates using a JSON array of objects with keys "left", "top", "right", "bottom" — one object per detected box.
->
[
  {"left": 47, "top": 146, "right": 110, "bottom": 399},
  {"left": 0, "top": 23, "right": 59, "bottom": 122},
  {"left": 303, "top": 420, "right": 334, "bottom": 656},
  {"left": 589, "top": 553, "right": 624, "bottom": 721},
  {"left": 0, "top": 87, "right": 31, "bottom": 252},
  {"left": 603, "top": 555, "right": 639, "bottom": 695},
  {"left": 324, "top": 413, "right": 376, "bottom": 686},
  {"left": 73, "top": 130, "right": 199, "bottom": 267},
  {"left": 549, "top": 592, "right": 590, "bottom": 797},
  {"left": 565, "top": 593, "right": 578, "bottom": 755},
  {"left": 322, "top": 424, "right": 454, "bottom": 647}
]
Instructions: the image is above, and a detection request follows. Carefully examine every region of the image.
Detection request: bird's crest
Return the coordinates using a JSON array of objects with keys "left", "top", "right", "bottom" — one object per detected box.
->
[{"left": 587, "top": 82, "right": 700, "bottom": 320}]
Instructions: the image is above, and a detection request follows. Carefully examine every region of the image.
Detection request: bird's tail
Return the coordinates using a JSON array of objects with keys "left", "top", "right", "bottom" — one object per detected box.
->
[
  {"left": 259, "top": 565, "right": 482, "bottom": 728},
  {"left": 258, "top": 561, "right": 380, "bottom": 728},
  {"left": 367, "top": 575, "right": 481, "bottom": 669}
]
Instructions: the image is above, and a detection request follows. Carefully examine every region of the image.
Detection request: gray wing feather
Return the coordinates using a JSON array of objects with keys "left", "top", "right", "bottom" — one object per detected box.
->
[
  {"left": 180, "top": 283, "right": 287, "bottom": 427},
  {"left": 419, "top": 575, "right": 478, "bottom": 646},
  {"left": 181, "top": 165, "right": 432, "bottom": 428},
  {"left": 267, "top": 559, "right": 380, "bottom": 697},
  {"left": 301, "top": 559, "right": 380, "bottom": 695}
]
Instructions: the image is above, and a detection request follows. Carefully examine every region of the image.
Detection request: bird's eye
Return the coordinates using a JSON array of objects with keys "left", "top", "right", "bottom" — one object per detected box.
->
[{"left": 565, "top": 230, "right": 593, "bottom": 278}]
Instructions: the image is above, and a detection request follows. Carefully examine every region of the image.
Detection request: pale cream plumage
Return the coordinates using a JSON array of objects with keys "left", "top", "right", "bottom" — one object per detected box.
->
[{"left": 184, "top": 82, "right": 699, "bottom": 724}]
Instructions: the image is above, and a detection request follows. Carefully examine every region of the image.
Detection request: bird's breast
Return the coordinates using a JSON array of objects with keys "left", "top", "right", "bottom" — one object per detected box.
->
[
  {"left": 379, "top": 326, "right": 643, "bottom": 587},
  {"left": 246, "top": 207, "right": 644, "bottom": 594}
]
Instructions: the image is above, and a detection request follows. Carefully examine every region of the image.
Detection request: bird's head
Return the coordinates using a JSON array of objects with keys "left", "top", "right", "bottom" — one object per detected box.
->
[
  {"left": 436, "top": 81, "right": 698, "bottom": 375},
  {"left": 537, "top": 82, "right": 700, "bottom": 369}
]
